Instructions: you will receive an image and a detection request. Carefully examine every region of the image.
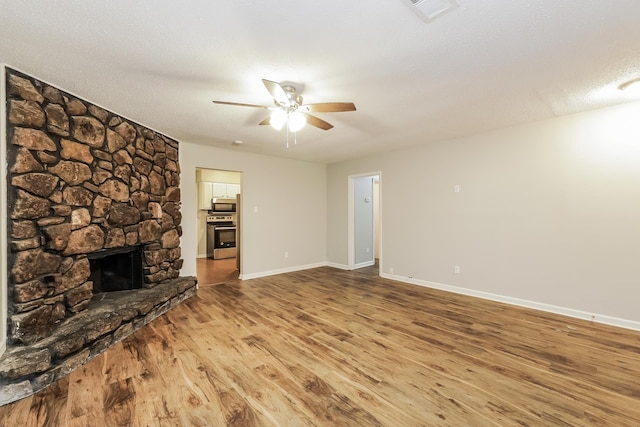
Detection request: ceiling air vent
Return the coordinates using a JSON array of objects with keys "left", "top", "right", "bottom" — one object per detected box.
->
[{"left": 402, "top": 0, "right": 459, "bottom": 23}]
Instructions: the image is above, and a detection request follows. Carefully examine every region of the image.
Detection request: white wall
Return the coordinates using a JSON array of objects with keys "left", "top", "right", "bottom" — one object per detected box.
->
[
  {"left": 180, "top": 142, "right": 327, "bottom": 279},
  {"left": 328, "top": 100, "right": 640, "bottom": 327}
]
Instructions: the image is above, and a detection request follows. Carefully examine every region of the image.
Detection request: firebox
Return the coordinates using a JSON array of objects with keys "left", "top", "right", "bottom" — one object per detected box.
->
[{"left": 88, "top": 246, "right": 144, "bottom": 293}]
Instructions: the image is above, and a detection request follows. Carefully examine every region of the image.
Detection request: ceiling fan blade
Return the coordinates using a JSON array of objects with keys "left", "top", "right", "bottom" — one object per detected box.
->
[
  {"left": 213, "top": 100, "right": 269, "bottom": 108},
  {"left": 262, "top": 79, "right": 290, "bottom": 106},
  {"left": 258, "top": 117, "right": 270, "bottom": 126},
  {"left": 300, "top": 102, "right": 356, "bottom": 113},
  {"left": 305, "top": 114, "right": 334, "bottom": 130}
]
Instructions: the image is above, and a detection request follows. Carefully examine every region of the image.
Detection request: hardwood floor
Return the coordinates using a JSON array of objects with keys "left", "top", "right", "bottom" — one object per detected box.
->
[
  {"left": 196, "top": 257, "right": 239, "bottom": 285},
  {"left": 1, "top": 264, "right": 640, "bottom": 426}
]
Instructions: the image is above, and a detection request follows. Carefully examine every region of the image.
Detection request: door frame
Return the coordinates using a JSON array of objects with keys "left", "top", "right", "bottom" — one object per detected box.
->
[
  {"left": 348, "top": 171, "right": 381, "bottom": 270},
  {"left": 195, "top": 167, "right": 243, "bottom": 275}
]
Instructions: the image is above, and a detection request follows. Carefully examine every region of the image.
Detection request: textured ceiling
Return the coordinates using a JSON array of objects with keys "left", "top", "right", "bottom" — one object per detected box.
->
[{"left": 2, "top": 1, "right": 640, "bottom": 164}]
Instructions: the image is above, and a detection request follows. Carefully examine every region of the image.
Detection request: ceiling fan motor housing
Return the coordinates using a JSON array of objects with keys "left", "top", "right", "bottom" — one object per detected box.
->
[{"left": 282, "top": 85, "right": 303, "bottom": 107}]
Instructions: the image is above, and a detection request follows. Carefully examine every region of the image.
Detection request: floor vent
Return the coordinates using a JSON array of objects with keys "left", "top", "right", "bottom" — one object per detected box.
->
[{"left": 402, "top": 0, "right": 459, "bottom": 23}]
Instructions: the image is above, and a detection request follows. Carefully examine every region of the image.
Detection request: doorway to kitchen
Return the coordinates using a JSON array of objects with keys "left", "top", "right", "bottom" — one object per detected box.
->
[
  {"left": 195, "top": 168, "right": 242, "bottom": 284},
  {"left": 348, "top": 172, "right": 381, "bottom": 271}
]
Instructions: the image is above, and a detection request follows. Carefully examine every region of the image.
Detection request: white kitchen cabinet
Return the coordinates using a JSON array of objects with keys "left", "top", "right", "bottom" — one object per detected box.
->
[
  {"left": 213, "top": 182, "right": 240, "bottom": 198},
  {"left": 201, "top": 181, "right": 240, "bottom": 207},
  {"left": 212, "top": 182, "right": 227, "bottom": 198},
  {"left": 226, "top": 183, "right": 240, "bottom": 198},
  {"left": 199, "top": 181, "right": 214, "bottom": 210}
]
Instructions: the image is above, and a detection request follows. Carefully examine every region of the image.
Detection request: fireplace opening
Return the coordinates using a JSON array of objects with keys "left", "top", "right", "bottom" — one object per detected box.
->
[{"left": 88, "top": 246, "right": 144, "bottom": 293}]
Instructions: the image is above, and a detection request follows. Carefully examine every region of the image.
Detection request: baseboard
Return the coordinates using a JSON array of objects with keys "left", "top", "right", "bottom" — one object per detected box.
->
[
  {"left": 325, "top": 262, "right": 350, "bottom": 270},
  {"left": 240, "top": 262, "right": 328, "bottom": 280},
  {"left": 325, "top": 261, "right": 374, "bottom": 270},
  {"left": 354, "top": 260, "right": 375, "bottom": 269},
  {"left": 380, "top": 273, "right": 640, "bottom": 332}
]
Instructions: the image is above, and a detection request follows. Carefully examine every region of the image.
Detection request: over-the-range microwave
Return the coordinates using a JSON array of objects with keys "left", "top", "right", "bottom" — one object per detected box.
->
[{"left": 211, "top": 198, "right": 236, "bottom": 212}]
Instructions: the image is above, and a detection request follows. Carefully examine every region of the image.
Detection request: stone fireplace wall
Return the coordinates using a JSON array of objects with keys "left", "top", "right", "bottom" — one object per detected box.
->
[{"left": 5, "top": 68, "right": 184, "bottom": 345}]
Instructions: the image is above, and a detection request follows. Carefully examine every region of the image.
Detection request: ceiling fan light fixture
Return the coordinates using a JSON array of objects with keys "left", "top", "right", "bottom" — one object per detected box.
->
[
  {"left": 214, "top": 78, "right": 355, "bottom": 135},
  {"left": 288, "top": 111, "right": 306, "bottom": 132},
  {"left": 270, "top": 109, "right": 287, "bottom": 130}
]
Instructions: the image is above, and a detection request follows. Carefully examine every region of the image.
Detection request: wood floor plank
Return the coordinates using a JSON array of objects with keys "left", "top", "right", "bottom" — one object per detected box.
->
[
  {"left": 1, "top": 263, "right": 640, "bottom": 425},
  {"left": 66, "top": 356, "right": 106, "bottom": 425}
]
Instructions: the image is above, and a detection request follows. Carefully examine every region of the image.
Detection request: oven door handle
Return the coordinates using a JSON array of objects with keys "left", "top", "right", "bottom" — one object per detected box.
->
[{"left": 214, "top": 226, "right": 236, "bottom": 230}]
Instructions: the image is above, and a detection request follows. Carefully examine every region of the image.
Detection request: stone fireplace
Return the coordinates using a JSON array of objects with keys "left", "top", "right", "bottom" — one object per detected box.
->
[{"left": 0, "top": 67, "right": 197, "bottom": 404}]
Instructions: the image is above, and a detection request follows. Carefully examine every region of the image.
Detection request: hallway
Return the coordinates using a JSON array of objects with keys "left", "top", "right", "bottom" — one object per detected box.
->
[{"left": 196, "top": 257, "right": 239, "bottom": 286}]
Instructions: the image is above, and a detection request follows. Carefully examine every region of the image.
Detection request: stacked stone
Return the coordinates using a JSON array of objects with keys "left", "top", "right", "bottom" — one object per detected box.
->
[{"left": 6, "top": 69, "right": 184, "bottom": 345}]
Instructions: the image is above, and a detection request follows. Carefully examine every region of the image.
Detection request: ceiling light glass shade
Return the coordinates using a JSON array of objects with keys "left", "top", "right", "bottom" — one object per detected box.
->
[
  {"left": 270, "top": 109, "right": 287, "bottom": 130},
  {"left": 288, "top": 111, "right": 306, "bottom": 132}
]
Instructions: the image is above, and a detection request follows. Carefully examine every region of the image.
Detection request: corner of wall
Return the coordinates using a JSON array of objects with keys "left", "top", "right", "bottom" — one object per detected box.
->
[{"left": 1, "top": 63, "right": 8, "bottom": 356}]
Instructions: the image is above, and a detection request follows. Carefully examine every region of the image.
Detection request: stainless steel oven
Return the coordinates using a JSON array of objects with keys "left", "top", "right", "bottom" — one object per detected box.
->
[{"left": 206, "top": 214, "right": 237, "bottom": 259}]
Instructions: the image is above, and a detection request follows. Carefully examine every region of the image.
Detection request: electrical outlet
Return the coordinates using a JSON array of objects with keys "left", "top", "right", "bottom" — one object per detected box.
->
[
  {"left": 284, "top": 251, "right": 288, "bottom": 258},
  {"left": 366, "top": 247, "right": 370, "bottom": 253},
  {"left": 454, "top": 265, "right": 460, "bottom": 274},
  {"left": 390, "top": 267, "right": 394, "bottom": 274}
]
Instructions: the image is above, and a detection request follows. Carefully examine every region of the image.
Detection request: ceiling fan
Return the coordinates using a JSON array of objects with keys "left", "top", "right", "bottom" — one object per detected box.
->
[{"left": 213, "top": 79, "right": 356, "bottom": 133}]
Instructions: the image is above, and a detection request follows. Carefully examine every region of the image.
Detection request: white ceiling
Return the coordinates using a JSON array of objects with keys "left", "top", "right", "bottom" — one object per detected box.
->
[{"left": 2, "top": 1, "right": 640, "bottom": 164}]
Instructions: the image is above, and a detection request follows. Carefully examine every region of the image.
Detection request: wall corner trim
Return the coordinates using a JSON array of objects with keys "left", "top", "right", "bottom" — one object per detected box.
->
[{"left": 1, "top": 63, "right": 8, "bottom": 357}]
